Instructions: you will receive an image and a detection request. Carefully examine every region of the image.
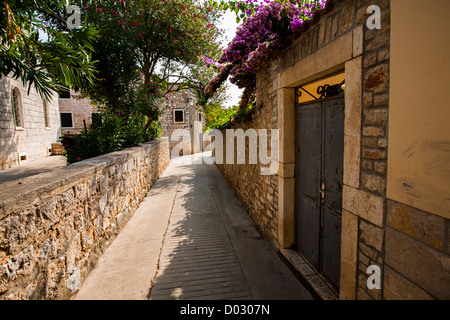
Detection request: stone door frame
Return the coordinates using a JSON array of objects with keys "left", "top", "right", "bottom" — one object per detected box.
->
[{"left": 276, "top": 27, "right": 364, "bottom": 299}]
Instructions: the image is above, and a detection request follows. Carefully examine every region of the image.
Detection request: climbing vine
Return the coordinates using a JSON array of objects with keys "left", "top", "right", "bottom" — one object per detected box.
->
[{"left": 205, "top": 0, "right": 327, "bottom": 113}]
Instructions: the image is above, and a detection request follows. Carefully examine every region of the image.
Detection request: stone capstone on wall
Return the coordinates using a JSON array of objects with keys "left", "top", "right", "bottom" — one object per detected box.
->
[{"left": 0, "top": 138, "right": 170, "bottom": 299}]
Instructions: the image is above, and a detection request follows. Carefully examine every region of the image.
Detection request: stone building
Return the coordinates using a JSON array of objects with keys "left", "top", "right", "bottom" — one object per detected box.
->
[
  {"left": 159, "top": 87, "right": 204, "bottom": 156},
  {"left": 58, "top": 88, "right": 100, "bottom": 136},
  {"left": 0, "top": 76, "right": 61, "bottom": 170},
  {"left": 216, "top": 0, "right": 450, "bottom": 300}
]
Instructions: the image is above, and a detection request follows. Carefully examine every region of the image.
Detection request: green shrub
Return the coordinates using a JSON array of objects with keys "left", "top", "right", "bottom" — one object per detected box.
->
[
  {"left": 204, "top": 103, "right": 238, "bottom": 131},
  {"left": 63, "top": 113, "right": 163, "bottom": 164}
]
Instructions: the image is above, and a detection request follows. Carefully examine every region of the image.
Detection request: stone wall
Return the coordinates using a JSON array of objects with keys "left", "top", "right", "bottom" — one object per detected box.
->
[
  {"left": 214, "top": 0, "right": 449, "bottom": 300},
  {"left": 0, "top": 76, "right": 61, "bottom": 170},
  {"left": 0, "top": 138, "right": 170, "bottom": 299},
  {"left": 159, "top": 88, "right": 204, "bottom": 155},
  {"left": 384, "top": 200, "right": 449, "bottom": 299},
  {"left": 216, "top": 67, "right": 280, "bottom": 245}
]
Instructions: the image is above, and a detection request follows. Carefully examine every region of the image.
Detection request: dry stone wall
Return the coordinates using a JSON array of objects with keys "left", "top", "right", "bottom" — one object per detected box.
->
[{"left": 0, "top": 138, "right": 169, "bottom": 299}]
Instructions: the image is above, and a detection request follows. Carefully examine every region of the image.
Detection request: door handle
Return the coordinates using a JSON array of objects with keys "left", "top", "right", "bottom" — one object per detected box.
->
[{"left": 319, "top": 181, "right": 326, "bottom": 204}]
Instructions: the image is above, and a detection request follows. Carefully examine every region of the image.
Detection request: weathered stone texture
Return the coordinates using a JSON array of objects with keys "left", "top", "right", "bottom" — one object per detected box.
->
[
  {"left": 385, "top": 226, "right": 450, "bottom": 299},
  {"left": 0, "top": 138, "right": 170, "bottom": 299},
  {"left": 387, "top": 200, "right": 446, "bottom": 251},
  {"left": 384, "top": 266, "right": 434, "bottom": 300},
  {"left": 159, "top": 88, "right": 204, "bottom": 155},
  {"left": 217, "top": 59, "right": 279, "bottom": 246}
]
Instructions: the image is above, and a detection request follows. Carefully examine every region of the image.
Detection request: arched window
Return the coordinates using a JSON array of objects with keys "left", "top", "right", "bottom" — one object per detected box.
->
[
  {"left": 43, "top": 100, "right": 50, "bottom": 128},
  {"left": 11, "top": 87, "right": 23, "bottom": 128}
]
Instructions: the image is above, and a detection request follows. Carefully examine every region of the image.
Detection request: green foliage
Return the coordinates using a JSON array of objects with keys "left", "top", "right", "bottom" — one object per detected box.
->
[
  {"left": 76, "top": 0, "right": 224, "bottom": 127},
  {"left": 203, "top": 103, "right": 238, "bottom": 130},
  {"left": 0, "top": 0, "right": 99, "bottom": 101},
  {"left": 63, "top": 113, "right": 162, "bottom": 164}
]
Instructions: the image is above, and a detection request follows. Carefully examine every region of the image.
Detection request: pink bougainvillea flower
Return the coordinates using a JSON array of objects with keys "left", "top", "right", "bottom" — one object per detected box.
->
[
  {"left": 97, "top": 8, "right": 102, "bottom": 12},
  {"left": 138, "top": 33, "right": 143, "bottom": 38}
]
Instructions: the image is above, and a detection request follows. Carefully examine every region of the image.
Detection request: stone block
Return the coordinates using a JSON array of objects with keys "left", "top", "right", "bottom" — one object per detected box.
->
[
  {"left": 363, "top": 148, "right": 386, "bottom": 160},
  {"left": 377, "top": 139, "right": 387, "bottom": 149},
  {"left": 357, "top": 287, "right": 373, "bottom": 300},
  {"left": 385, "top": 226, "right": 450, "bottom": 299},
  {"left": 363, "top": 91, "right": 373, "bottom": 108},
  {"left": 280, "top": 31, "right": 353, "bottom": 88},
  {"left": 361, "top": 173, "right": 386, "bottom": 195},
  {"left": 343, "top": 185, "right": 384, "bottom": 227},
  {"left": 374, "top": 161, "right": 387, "bottom": 175},
  {"left": 364, "top": 109, "right": 388, "bottom": 126},
  {"left": 378, "top": 48, "right": 390, "bottom": 62},
  {"left": 387, "top": 200, "right": 446, "bottom": 250},
  {"left": 365, "top": 33, "right": 389, "bottom": 52},
  {"left": 359, "top": 219, "right": 384, "bottom": 251},
  {"left": 353, "top": 25, "right": 364, "bottom": 57},
  {"left": 384, "top": 266, "right": 434, "bottom": 300},
  {"left": 363, "top": 52, "right": 377, "bottom": 68},
  {"left": 339, "top": 1, "right": 355, "bottom": 34},
  {"left": 277, "top": 162, "right": 295, "bottom": 179},
  {"left": 363, "top": 126, "right": 384, "bottom": 138},
  {"left": 373, "top": 93, "right": 389, "bottom": 107},
  {"left": 277, "top": 176, "right": 295, "bottom": 248},
  {"left": 344, "top": 135, "right": 361, "bottom": 189},
  {"left": 362, "top": 138, "right": 376, "bottom": 148},
  {"left": 364, "top": 64, "right": 389, "bottom": 93},
  {"left": 359, "top": 242, "right": 381, "bottom": 263},
  {"left": 343, "top": 57, "right": 362, "bottom": 189},
  {"left": 362, "top": 159, "right": 374, "bottom": 170},
  {"left": 340, "top": 210, "right": 359, "bottom": 300}
]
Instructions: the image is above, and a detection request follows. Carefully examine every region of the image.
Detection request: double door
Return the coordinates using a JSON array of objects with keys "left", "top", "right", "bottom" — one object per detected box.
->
[{"left": 294, "top": 96, "right": 345, "bottom": 290}]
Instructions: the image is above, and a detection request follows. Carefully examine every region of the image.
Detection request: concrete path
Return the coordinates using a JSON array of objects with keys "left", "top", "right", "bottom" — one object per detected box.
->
[
  {"left": 74, "top": 152, "right": 314, "bottom": 300},
  {"left": 0, "top": 156, "right": 67, "bottom": 184}
]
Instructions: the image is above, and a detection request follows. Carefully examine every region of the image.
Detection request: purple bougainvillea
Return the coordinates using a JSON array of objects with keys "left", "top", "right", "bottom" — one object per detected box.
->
[{"left": 206, "top": 0, "right": 327, "bottom": 106}]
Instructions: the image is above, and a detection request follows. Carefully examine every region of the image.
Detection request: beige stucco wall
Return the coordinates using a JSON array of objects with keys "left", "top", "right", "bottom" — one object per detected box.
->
[{"left": 387, "top": 0, "right": 450, "bottom": 219}]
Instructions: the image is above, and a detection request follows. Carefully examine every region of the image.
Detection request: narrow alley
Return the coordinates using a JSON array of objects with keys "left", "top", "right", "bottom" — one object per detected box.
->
[{"left": 73, "top": 153, "right": 315, "bottom": 300}]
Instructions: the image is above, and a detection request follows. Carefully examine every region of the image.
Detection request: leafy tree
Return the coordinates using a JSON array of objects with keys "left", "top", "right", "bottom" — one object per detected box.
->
[
  {"left": 0, "top": 0, "right": 99, "bottom": 101},
  {"left": 203, "top": 102, "right": 238, "bottom": 130},
  {"left": 76, "top": 0, "right": 225, "bottom": 132}
]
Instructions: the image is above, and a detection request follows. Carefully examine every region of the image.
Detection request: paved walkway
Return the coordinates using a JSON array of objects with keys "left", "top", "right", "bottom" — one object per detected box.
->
[
  {"left": 74, "top": 152, "right": 314, "bottom": 300},
  {"left": 0, "top": 155, "right": 67, "bottom": 184}
]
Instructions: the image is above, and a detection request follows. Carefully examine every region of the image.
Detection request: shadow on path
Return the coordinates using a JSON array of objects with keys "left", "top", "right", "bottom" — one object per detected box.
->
[{"left": 149, "top": 153, "right": 314, "bottom": 300}]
